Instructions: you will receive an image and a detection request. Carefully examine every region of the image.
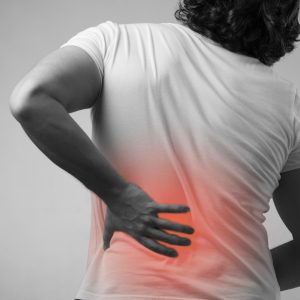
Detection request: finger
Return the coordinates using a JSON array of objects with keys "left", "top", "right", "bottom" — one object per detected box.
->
[
  {"left": 154, "top": 204, "right": 190, "bottom": 213},
  {"left": 144, "top": 227, "right": 191, "bottom": 246},
  {"left": 134, "top": 234, "right": 178, "bottom": 258},
  {"left": 151, "top": 216, "right": 195, "bottom": 234},
  {"left": 103, "top": 227, "right": 114, "bottom": 250}
]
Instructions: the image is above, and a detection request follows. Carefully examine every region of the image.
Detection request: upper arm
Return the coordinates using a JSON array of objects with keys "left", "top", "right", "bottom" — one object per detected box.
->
[
  {"left": 11, "top": 45, "right": 102, "bottom": 114},
  {"left": 272, "top": 87, "right": 300, "bottom": 244},
  {"left": 273, "top": 169, "right": 300, "bottom": 244},
  {"left": 10, "top": 21, "right": 117, "bottom": 114}
]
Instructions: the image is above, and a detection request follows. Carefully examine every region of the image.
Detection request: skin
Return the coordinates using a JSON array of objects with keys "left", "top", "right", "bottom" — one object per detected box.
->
[
  {"left": 271, "top": 169, "right": 300, "bottom": 291},
  {"left": 9, "top": 46, "right": 194, "bottom": 258},
  {"left": 9, "top": 45, "right": 300, "bottom": 290}
]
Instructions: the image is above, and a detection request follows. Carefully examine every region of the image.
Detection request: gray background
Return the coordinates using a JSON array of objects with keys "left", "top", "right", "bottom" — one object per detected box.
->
[{"left": 1, "top": 0, "right": 300, "bottom": 299}]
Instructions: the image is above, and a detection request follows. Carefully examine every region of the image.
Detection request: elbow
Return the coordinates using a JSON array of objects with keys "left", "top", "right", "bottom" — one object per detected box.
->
[
  {"left": 293, "top": 236, "right": 300, "bottom": 251},
  {"left": 9, "top": 94, "right": 28, "bottom": 121},
  {"left": 9, "top": 80, "right": 43, "bottom": 121}
]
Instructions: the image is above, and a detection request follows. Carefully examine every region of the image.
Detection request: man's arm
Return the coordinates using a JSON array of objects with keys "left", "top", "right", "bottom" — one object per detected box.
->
[
  {"left": 9, "top": 45, "right": 130, "bottom": 203},
  {"left": 271, "top": 168, "right": 300, "bottom": 291}
]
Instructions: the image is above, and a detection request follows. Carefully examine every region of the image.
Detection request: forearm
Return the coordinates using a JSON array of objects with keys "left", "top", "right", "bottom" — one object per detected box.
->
[
  {"left": 12, "top": 92, "right": 129, "bottom": 205},
  {"left": 270, "top": 239, "right": 300, "bottom": 291}
]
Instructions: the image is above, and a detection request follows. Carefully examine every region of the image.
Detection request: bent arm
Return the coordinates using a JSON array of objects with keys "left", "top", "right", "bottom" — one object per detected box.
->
[
  {"left": 270, "top": 240, "right": 300, "bottom": 291},
  {"left": 271, "top": 169, "right": 300, "bottom": 291},
  {"left": 9, "top": 46, "right": 129, "bottom": 205}
]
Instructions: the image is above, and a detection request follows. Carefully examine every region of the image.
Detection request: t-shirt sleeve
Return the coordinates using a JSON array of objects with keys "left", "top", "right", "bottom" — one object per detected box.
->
[
  {"left": 281, "top": 87, "right": 300, "bottom": 173},
  {"left": 59, "top": 20, "right": 117, "bottom": 81}
]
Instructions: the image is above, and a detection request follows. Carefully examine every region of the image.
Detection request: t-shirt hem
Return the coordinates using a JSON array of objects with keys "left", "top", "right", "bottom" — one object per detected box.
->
[{"left": 75, "top": 290, "right": 207, "bottom": 300}]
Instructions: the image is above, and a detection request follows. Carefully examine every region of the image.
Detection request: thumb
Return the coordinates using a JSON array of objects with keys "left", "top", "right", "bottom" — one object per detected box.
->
[{"left": 103, "top": 226, "right": 114, "bottom": 250}]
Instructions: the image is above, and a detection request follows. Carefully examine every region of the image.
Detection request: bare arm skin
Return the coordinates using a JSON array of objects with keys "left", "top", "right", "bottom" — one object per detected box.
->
[
  {"left": 9, "top": 46, "right": 129, "bottom": 202},
  {"left": 271, "top": 168, "right": 300, "bottom": 291},
  {"left": 9, "top": 46, "right": 195, "bottom": 258}
]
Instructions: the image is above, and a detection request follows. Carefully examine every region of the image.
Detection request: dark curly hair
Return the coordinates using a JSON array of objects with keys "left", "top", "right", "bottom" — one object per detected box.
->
[{"left": 174, "top": 0, "right": 300, "bottom": 66}]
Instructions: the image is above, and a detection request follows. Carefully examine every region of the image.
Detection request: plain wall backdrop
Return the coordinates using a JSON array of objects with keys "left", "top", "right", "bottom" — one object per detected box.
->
[{"left": 1, "top": 1, "right": 300, "bottom": 299}]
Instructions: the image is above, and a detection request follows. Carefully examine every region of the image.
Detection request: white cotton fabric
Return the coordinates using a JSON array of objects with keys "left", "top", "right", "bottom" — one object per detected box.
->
[{"left": 60, "top": 20, "right": 300, "bottom": 300}]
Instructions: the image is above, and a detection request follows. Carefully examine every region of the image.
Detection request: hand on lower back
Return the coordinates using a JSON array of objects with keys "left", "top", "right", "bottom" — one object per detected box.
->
[{"left": 103, "top": 182, "right": 195, "bottom": 258}]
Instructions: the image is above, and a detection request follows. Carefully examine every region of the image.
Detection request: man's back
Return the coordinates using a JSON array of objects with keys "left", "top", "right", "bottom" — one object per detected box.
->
[{"left": 57, "top": 20, "right": 300, "bottom": 299}]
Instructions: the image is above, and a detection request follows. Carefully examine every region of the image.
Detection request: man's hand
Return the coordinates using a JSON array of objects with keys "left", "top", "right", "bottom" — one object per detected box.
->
[{"left": 103, "top": 182, "right": 195, "bottom": 258}]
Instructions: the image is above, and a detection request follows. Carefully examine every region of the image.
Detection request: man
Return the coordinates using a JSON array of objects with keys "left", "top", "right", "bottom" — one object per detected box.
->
[{"left": 9, "top": 1, "right": 300, "bottom": 299}]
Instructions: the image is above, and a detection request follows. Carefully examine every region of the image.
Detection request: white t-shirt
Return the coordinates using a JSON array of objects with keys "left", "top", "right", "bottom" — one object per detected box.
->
[{"left": 60, "top": 20, "right": 300, "bottom": 300}]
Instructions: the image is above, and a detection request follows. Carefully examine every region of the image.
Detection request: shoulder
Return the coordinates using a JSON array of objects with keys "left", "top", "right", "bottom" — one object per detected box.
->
[{"left": 109, "top": 21, "right": 178, "bottom": 35}]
